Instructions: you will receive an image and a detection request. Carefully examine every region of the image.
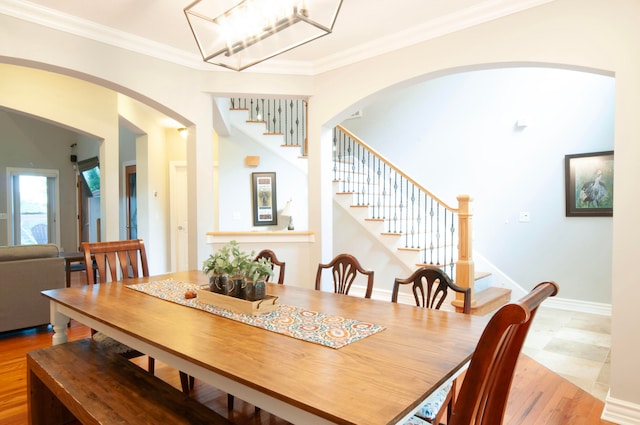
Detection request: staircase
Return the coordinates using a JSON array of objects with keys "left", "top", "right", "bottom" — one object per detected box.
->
[
  {"left": 228, "top": 98, "right": 510, "bottom": 314},
  {"left": 332, "top": 125, "right": 511, "bottom": 315},
  {"left": 226, "top": 107, "right": 306, "bottom": 172},
  {"left": 230, "top": 97, "right": 307, "bottom": 156}
]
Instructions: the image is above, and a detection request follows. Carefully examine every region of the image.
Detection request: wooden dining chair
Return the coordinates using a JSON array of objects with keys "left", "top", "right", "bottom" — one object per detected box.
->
[
  {"left": 392, "top": 266, "right": 471, "bottom": 424},
  {"left": 403, "top": 281, "right": 559, "bottom": 425},
  {"left": 82, "top": 239, "right": 149, "bottom": 285},
  {"left": 314, "top": 253, "right": 374, "bottom": 298},
  {"left": 226, "top": 249, "right": 287, "bottom": 412},
  {"left": 255, "top": 249, "right": 286, "bottom": 284},
  {"left": 82, "top": 240, "right": 154, "bottom": 367},
  {"left": 392, "top": 266, "right": 471, "bottom": 314}
]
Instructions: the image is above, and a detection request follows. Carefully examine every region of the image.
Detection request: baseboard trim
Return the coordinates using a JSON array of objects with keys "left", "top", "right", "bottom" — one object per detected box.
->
[
  {"left": 602, "top": 390, "right": 640, "bottom": 424},
  {"left": 543, "top": 297, "right": 611, "bottom": 316},
  {"left": 370, "top": 286, "right": 612, "bottom": 316}
]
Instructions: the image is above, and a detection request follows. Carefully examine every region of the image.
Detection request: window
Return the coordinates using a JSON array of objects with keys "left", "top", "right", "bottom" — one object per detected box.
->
[{"left": 8, "top": 168, "right": 59, "bottom": 245}]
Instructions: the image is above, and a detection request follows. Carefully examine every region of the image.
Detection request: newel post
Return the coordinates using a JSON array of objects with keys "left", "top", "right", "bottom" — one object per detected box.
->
[{"left": 454, "top": 194, "right": 475, "bottom": 311}]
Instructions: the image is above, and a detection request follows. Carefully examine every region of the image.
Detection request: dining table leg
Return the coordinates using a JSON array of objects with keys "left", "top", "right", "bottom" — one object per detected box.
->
[{"left": 50, "top": 301, "right": 69, "bottom": 345}]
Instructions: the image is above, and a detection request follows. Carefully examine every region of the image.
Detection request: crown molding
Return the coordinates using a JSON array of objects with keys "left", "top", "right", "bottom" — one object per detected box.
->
[
  {"left": 0, "top": 0, "right": 205, "bottom": 69},
  {"left": 312, "top": 0, "right": 556, "bottom": 74},
  {"left": 0, "top": 0, "right": 554, "bottom": 75}
]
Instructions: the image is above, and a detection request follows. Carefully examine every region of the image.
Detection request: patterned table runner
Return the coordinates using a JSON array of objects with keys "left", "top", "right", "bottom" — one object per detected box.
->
[{"left": 126, "top": 279, "right": 384, "bottom": 349}]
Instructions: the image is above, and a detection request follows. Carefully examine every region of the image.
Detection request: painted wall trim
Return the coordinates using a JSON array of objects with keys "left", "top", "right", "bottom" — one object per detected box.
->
[
  {"left": 206, "top": 231, "right": 315, "bottom": 244},
  {"left": 602, "top": 391, "right": 640, "bottom": 425},
  {"left": 544, "top": 297, "right": 611, "bottom": 317}
]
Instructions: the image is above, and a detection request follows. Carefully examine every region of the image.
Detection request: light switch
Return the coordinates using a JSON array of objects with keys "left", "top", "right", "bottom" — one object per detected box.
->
[{"left": 519, "top": 212, "right": 530, "bottom": 222}]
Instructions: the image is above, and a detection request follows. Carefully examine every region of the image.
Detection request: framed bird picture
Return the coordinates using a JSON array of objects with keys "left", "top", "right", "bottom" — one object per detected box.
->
[{"left": 565, "top": 151, "right": 614, "bottom": 217}]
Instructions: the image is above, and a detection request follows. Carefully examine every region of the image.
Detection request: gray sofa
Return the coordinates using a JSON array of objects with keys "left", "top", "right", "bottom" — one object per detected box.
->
[{"left": 0, "top": 244, "right": 66, "bottom": 333}]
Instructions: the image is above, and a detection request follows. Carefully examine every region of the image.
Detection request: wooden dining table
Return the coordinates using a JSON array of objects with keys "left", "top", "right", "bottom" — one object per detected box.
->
[{"left": 43, "top": 270, "right": 488, "bottom": 425}]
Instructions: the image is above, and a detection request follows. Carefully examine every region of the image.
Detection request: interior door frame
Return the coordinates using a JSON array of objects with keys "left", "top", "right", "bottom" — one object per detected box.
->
[
  {"left": 169, "top": 161, "right": 188, "bottom": 272},
  {"left": 124, "top": 163, "right": 137, "bottom": 240},
  {"left": 77, "top": 175, "right": 86, "bottom": 250}
]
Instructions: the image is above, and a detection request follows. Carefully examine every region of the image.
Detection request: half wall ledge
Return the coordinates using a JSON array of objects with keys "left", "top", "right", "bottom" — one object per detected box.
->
[
  {"left": 205, "top": 231, "right": 315, "bottom": 245},
  {"left": 205, "top": 231, "right": 316, "bottom": 288}
]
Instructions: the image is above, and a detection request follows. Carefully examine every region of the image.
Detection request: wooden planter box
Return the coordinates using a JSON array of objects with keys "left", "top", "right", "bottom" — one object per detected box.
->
[{"left": 197, "top": 289, "right": 278, "bottom": 316}]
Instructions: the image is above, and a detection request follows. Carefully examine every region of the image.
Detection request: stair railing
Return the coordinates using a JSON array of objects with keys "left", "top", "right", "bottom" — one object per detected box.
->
[
  {"left": 230, "top": 98, "right": 307, "bottom": 154},
  {"left": 333, "top": 125, "right": 475, "bottom": 299}
]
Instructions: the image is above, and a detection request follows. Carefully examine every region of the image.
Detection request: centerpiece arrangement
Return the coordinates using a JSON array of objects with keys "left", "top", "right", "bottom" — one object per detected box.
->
[{"left": 199, "top": 241, "right": 277, "bottom": 315}]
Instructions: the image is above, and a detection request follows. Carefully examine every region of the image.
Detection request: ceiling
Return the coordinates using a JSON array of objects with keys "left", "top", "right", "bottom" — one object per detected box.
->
[{"left": 2, "top": 0, "right": 552, "bottom": 74}]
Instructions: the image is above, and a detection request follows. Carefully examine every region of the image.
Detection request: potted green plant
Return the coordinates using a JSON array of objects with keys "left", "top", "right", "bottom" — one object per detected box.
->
[
  {"left": 202, "top": 241, "right": 236, "bottom": 294},
  {"left": 242, "top": 257, "right": 273, "bottom": 301},
  {"left": 203, "top": 241, "right": 273, "bottom": 301}
]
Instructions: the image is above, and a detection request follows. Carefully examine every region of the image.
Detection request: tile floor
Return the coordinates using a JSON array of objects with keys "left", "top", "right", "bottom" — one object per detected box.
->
[{"left": 522, "top": 306, "right": 611, "bottom": 401}]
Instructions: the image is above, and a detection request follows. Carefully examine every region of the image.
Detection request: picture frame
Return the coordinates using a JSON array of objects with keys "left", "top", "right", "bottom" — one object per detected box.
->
[
  {"left": 251, "top": 172, "right": 278, "bottom": 226},
  {"left": 564, "top": 151, "right": 614, "bottom": 217}
]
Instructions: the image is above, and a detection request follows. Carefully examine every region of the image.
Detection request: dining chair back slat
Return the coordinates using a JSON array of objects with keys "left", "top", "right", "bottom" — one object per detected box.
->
[
  {"left": 315, "top": 253, "right": 374, "bottom": 298},
  {"left": 83, "top": 240, "right": 149, "bottom": 285},
  {"left": 392, "top": 266, "right": 471, "bottom": 314}
]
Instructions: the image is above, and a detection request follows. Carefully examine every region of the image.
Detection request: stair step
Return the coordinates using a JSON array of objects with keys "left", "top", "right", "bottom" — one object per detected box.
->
[
  {"left": 228, "top": 107, "right": 306, "bottom": 172},
  {"left": 469, "top": 287, "right": 512, "bottom": 316},
  {"left": 475, "top": 271, "right": 492, "bottom": 280}
]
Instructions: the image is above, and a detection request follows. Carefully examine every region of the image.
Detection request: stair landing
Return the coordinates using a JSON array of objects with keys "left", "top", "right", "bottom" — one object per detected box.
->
[{"left": 465, "top": 287, "right": 512, "bottom": 316}]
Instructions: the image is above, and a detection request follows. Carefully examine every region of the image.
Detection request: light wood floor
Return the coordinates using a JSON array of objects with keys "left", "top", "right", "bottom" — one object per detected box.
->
[{"left": 0, "top": 320, "right": 616, "bottom": 425}]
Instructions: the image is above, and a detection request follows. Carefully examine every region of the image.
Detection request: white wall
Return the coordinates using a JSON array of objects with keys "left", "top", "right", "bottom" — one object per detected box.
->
[
  {"left": 118, "top": 95, "right": 178, "bottom": 274},
  {"left": 342, "top": 67, "right": 614, "bottom": 303},
  {"left": 218, "top": 119, "right": 309, "bottom": 232},
  {"left": 333, "top": 204, "right": 410, "bottom": 299}
]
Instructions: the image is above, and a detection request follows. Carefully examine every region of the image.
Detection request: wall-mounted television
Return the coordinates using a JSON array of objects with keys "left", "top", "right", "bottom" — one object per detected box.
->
[{"left": 78, "top": 156, "right": 100, "bottom": 197}]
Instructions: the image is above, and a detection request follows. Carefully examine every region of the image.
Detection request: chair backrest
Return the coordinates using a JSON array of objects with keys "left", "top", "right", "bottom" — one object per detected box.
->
[
  {"left": 31, "top": 223, "right": 48, "bottom": 244},
  {"left": 254, "top": 249, "right": 286, "bottom": 284},
  {"left": 449, "top": 281, "right": 559, "bottom": 425},
  {"left": 82, "top": 239, "right": 149, "bottom": 284},
  {"left": 391, "top": 266, "right": 471, "bottom": 314},
  {"left": 314, "top": 253, "right": 374, "bottom": 298}
]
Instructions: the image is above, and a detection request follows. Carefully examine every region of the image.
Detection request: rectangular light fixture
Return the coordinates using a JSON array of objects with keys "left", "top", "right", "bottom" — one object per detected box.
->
[{"left": 184, "top": 0, "right": 343, "bottom": 71}]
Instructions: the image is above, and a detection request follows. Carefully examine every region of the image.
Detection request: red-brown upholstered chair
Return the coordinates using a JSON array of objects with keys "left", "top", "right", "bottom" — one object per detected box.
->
[
  {"left": 255, "top": 249, "right": 285, "bottom": 284},
  {"left": 314, "top": 253, "right": 374, "bottom": 298},
  {"left": 403, "top": 281, "right": 559, "bottom": 425},
  {"left": 392, "top": 266, "right": 471, "bottom": 424}
]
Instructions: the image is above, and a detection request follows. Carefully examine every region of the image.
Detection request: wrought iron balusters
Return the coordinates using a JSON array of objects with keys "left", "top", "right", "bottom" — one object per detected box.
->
[{"left": 332, "top": 127, "right": 460, "bottom": 272}]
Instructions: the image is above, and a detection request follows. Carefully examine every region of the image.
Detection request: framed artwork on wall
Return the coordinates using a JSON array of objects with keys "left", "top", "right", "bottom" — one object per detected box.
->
[
  {"left": 565, "top": 151, "right": 614, "bottom": 217},
  {"left": 252, "top": 172, "right": 278, "bottom": 226}
]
